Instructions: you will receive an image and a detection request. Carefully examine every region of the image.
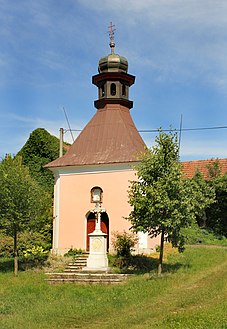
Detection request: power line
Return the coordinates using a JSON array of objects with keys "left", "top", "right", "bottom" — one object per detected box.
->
[
  {"left": 62, "top": 107, "right": 75, "bottom": 142},
  {"left": 64, "top": 129, "right": 82, "bottom": 132},
  {"left": 64, "top": 125, "right": 227, "bottom": 133},
  {"left": 138, "top": 125, "right": 227, "bottom": 133}
]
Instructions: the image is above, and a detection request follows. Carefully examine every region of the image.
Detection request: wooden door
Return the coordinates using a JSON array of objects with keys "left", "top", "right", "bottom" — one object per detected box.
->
[
  {"left": 86, "top": 213, "right": 96, "bottom": 251},
  {"left": 101, "top": 213, "right": 109, "bottom": 251}
]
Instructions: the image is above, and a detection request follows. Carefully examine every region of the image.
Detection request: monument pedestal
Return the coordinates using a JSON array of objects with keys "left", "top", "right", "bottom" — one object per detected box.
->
[{"left": 84, "top": 230, "right": 108, "bottom": 271}]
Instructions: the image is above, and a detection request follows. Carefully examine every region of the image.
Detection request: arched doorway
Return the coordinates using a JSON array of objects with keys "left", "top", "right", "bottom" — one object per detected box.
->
[
  {"left": 86, "top": 212, "right": 109, "bottom": 252},
  {"left": 101, "top": 212, "right": 109, "bottom": 252}
]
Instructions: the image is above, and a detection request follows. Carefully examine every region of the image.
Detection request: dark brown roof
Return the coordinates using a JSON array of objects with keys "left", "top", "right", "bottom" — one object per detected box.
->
[
  {"left": 181, "top": 159, "right": 227, "bottom": 179},
  {"left": 46, "top": 104, "right": 146, "bottom": 168}
]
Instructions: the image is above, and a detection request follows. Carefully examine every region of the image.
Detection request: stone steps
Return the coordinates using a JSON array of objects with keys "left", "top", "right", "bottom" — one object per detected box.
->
[
  {"left": 64, "top": 255, "right": 88, "bottom": 273},
  {"left": 45, "top": 272, "right": 130, "bottom": 285},
  {"left": 45, "top": 253, "right": 131, "bottom": 284}
]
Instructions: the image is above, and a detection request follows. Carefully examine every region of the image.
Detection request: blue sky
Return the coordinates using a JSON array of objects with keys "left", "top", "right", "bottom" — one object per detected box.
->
[{"left": 0, "top": 0, "right": 227, "bottom": 161}]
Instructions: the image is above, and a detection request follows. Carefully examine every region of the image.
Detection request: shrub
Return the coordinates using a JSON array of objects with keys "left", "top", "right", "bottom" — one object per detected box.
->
[
  {"left": 23, "top": 246, "right": 49, "bottom": 260},
  {"left": 182, "top": 224, "right": 227, "bottom": 246},
  {"left": 18, "top": 231, "right": 51, "bottom": 256},
  {"left": 0, "top": 230, "right": 51, "bottom": 268},
  {"left": 112, "top": 231, "right": 138, "bottom": 269},
  {"left": 112, "top": 231, "right": 138, "bottom": 257},
  {"left": 0, "top": 231, "right": 13, "bottom": 257}
]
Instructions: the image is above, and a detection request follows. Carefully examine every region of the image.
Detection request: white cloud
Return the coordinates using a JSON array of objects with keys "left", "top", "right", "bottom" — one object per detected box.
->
[
  {"left": 2, "top": 0, "right": 226, "bottom": 91},
  {"left": 0, "top": 0, "right": 226, "bottom": 159},
  {"left": 78, "top": 0, "right": 227, "bottom": 92},
  {"left": 79, "top": 0, "right": 227, "bottom": 25},
  {"left": 5, "top": 112, "right": 84, "bottom": 130},
  {"left": 0, "top": 112, "right": 85, "bottom": 152}
]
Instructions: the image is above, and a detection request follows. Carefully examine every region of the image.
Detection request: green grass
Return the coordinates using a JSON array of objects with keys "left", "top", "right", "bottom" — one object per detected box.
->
[{"left": 0, "top": 246, "right": 226, "bottom": 329}]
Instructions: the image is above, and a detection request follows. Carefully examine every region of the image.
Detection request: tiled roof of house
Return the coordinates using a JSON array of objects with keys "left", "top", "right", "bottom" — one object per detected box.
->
[
  {"left": 46, "top": 104, "right": 146, "bottom": 168},
  {"left": 181, "top": 158, "right": 227, "bottom": 179}
]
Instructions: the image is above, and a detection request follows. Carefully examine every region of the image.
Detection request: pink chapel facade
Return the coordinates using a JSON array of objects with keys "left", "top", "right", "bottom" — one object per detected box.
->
[
  {"left": 50, "top": 163, "right": 160, "bottom": 255},
  {"left": 46, "top": 38, "right": 160, "bottom": 255}
]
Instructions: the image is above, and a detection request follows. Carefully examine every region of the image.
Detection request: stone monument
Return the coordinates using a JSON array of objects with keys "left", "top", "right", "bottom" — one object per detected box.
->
[{"left": 84, "top": 187, "right": 109, "bottom": 271}]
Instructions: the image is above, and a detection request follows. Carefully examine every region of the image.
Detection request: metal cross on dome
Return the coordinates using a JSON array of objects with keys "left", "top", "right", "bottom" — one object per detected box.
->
[{"left": 108, "top": 22, "right": 116, "bottom": 53}]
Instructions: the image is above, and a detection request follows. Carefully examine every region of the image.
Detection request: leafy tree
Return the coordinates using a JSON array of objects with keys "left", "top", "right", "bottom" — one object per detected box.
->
[
  {"left": 192, "top": 160, "right": 227, "bottom": 237},
  {"left": 206, "top": 174, "right": 227, "bottom": 237},
  {"left": 17, "top": 128, "right": 66, "bottom": 192},
  {"left": 128, "top": 131, "right": 215, "bottom": 275},
  {"left": 207, "top": 160, "right": 221, "bottom": 179},
  {"left": 190, "top": 170, "right": 216, "bottom": 228},
  {"left": 0, "top": 155, "right": 52, "bottom": 276}
]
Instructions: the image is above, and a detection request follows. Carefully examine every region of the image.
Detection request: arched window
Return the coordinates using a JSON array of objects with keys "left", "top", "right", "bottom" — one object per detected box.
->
[
  {"left": 110, "top": 83, "right": 116, "bottom": 96},
  {"left": 122, "top": 84, "right": 126, "bottom": 96}
]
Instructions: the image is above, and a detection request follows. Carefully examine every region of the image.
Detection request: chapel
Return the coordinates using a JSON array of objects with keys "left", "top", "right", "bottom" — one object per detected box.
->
[{"left": 46, "top": 26, "right": 160, "bottom": 255}]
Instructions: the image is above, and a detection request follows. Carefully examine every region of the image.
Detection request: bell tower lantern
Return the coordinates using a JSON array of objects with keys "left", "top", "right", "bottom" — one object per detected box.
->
[{"left": 92, "top": 22, "right": 135, "bottom": 110}]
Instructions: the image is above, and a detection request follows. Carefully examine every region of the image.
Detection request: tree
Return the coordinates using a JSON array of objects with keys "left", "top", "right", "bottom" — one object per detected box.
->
[
  {"left": 206, "top": 173, "right": 227, "bottom": 237},
  {"left": 192, "top": 160, "right": 227, "bottom": 237},
  {"left": 17, "top": 128, "right": 69, "bottom": 192},
  {"left": 0, "top": 155, "right": 52, "bottom": 276},
  {"left": 128, "top": 131, "right": 215, "bottom": 275},
  {"left": 190, "top": 170, "right": 216, "bottom": 228}
]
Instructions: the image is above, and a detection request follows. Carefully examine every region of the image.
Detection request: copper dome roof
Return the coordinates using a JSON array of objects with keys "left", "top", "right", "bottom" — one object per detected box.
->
[{"left": 46, "top": 104, "right": 146, "bottom": 168}]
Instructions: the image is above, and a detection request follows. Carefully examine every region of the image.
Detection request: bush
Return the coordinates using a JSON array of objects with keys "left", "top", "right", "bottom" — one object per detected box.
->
[
  {"left": 0, "top": 230, "right": 51, "bottom": 266},
  {"left": 0, "top": 232, "right": 13, "bottom": 257},
  {"left": 23, "top": 246, "right": 49, "bottom": 260},
  {"left": 182, "top": 224, "right": 227, "bottom": 246},
  {"left": 18, "top": 231, "right": 51, "bottom": 256},
  {"left": 112, "top": 231, "right": 138, "bottom": 269}
]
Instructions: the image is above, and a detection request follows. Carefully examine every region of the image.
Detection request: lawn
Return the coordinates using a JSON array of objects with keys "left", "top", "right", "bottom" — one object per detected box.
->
[{"left": 0, "top": 246, "right": 226, "bottom": 329}]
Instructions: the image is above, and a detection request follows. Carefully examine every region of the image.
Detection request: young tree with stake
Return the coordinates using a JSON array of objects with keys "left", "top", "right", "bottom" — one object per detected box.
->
[{"left": 128, "top": 131, "right": 215, "bottom": 275}]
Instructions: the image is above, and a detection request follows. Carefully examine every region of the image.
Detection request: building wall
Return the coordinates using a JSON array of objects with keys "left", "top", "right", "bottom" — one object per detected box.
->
[{"left": 52, "top": 163, "right": 160, "bottom": 255}]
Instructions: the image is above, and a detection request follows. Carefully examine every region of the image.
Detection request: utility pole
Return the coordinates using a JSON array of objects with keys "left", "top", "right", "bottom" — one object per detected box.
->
[{"left": 59, "top": 128, "right": 64, "bottom": 157}]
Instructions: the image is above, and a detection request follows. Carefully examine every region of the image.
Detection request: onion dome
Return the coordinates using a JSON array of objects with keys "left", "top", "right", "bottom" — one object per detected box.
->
[{"left": 98, "top": 53, "right": 128, "bottom": 73}]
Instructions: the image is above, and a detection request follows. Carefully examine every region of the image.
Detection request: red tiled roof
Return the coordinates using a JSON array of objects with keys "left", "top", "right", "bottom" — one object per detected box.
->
[
  {"left": 46, "top": 104, "right": 146, "bottom": 168},
  {"left": 181, "top": 158, "right": 227, "bottom": 179}
]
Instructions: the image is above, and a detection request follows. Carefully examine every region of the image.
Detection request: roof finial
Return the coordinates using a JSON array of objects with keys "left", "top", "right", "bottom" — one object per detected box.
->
[{"left": 108, "top": 22, "right": 116, "bottom": 54}]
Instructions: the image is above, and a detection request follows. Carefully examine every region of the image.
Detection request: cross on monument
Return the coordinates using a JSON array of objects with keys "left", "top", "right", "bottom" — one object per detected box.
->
[
  {"left": 108, "top": 22, "right": 116, "bottom": 54},
  {"left": 91, "top": 202, "right": 106, "bottom": 232}
]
